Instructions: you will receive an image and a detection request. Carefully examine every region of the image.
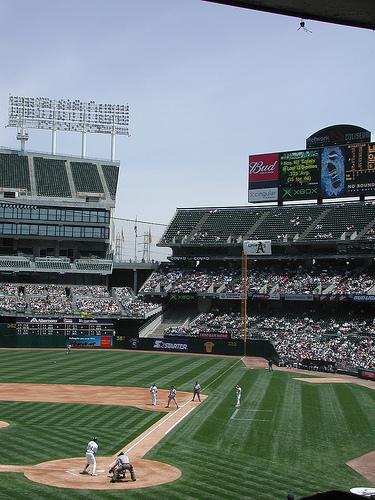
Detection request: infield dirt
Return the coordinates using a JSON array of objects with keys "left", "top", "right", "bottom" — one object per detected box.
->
[{"left": 0, "top": 384, "right": 206, "bottom": 490}]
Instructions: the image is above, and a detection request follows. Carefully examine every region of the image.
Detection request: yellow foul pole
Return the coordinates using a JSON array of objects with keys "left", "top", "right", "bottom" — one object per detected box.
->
[{"left": 241, "top": 251, "right": 248, "bottom": 357}]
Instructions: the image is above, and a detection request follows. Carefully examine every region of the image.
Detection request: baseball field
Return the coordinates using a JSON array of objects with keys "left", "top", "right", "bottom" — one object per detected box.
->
[{"left": 0, "top": 349, "right": 374, "bottom": 499}]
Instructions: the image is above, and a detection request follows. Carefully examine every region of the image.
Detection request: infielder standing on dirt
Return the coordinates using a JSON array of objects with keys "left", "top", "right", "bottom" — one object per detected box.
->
[
  {"left": 235, "top": 385, "right": 242, "bottom": 407},
  {"left": 150, "top": 383, "right": 158, "bottom": 406},
  {"left": 80, "top": 437, "right": 98, "bottom": 476},
  {"left": 166, "top": 385, "right": 179, "bottom": 409},
  {"left": 192, "top": 381, "right": 201, "bottom": 402}
]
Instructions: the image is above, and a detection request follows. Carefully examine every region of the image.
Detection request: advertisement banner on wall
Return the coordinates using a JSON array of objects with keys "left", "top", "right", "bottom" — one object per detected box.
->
[
  {"left": 248, "top": 153, "right": 279, "bottom": 202},
  {"left": 243, "top": 240, "right": 272, "bottom": 256},
  {"left": 285, "top": 294, "right": 314, "bottom": 301},
  {"left": 169, "top": 293, "right": 196, "bottom": 301},
  {"left": 152, "top": 338, "right": 189, "bottom": 351},
  {"left": 219, "top": 292, "right": 244, "bottom": 300},
  {"left": 68, "top": 336, "right": 113, "bottom": 348},
  {"left": 248, "top": 187, "right": 278, "bottom": 203},
  {"left": 353, "top": 295, "right": 375, "bottom": 302},
  {"left": 199, "top": 332, "right": 230, "bottom": 340},
  {"left": 359, "top": 369, "right": 375, "bottom": 380},
  {"left": 268, "top": 293, "right": 281, "bottom": 300}
]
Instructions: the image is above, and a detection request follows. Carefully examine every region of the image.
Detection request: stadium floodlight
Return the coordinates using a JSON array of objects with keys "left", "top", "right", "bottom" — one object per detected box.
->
[{"left": 7, "top": 95, "right": 130, "bottom": 160}]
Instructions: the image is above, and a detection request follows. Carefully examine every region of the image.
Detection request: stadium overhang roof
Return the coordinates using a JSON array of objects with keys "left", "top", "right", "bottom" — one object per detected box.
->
[{"left": 203, "top": 0, "right": 375, "bottom": 30}]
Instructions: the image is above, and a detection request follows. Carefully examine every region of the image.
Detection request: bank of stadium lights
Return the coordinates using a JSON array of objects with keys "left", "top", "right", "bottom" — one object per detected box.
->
[{"left": 7, "top": 95, "right": 129, "bottom": 161}]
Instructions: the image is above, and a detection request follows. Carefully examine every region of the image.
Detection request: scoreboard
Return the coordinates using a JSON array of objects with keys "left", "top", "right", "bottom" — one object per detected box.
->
[
  {"left": 10, "top": 317, "right": 114, "bottom": 336},
  {"left": 248, "top": 141, "right": 375, "bottom": 203}
]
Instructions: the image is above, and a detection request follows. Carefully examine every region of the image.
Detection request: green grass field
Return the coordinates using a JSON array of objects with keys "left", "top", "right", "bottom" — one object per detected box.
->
[{"left": 0, "top": 349, "right": 374, "bottom": 499}]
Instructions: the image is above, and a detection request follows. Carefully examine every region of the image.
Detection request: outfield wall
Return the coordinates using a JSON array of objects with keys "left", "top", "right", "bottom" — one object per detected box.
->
[
  {"left": 113, "top": 336, "right": 278, "bottom": 359},
  {"left": 0, "top": 330, "right": 278, "bottom": 359}
]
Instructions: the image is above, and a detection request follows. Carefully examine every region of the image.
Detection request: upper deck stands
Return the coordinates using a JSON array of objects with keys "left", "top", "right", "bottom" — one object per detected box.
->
[
  {"left": 102, "top": 164, "right": 119, "bottom": 199},
  {"left": 70, "top": 162, "right": 104, "bottom": 194},
  {"left": 34, "top": 157, "right": 72, "bottom": 198},
  {"left": 160, "top": 202, "right": 375, "bottom": 246},
  {"left": 0, "top": 151, "right": 119, "bottom": 203},
  {"left": 0, "top": 153, "right": 31, "bottom": 193}
]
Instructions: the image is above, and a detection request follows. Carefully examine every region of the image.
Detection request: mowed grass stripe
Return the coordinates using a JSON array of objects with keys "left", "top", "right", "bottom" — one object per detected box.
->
[
  {"left": 0, "top": 401, "right": 163, "bottom": 464},
  {"left": 141, "top": 357, "right": 216, "bottom": 389},
  {"left": 179, "top": 364, "right": 246, "bottom": 445},
  {"left": 0, "top": 350, "right": 235, "bottom": 388},
  {"left": 201, "top": 358, "right": 243, "bottom": 393},
  {"left": 167, "top": 358, "right": 238, "bottom": 392},
  {"left": 210, "top": 369, "right": 278, "bottom": 457},
  {"left": 268, "top": 373, "right": 303, "bottom": 464},
  {"left": 319, "top": 385, "right": 357, "bottom": 459},
  {"left": 152, "top": 445, "right": 344, "bottom": 500},
  {"left": 119, "top": 355, "right": 199, "bottom": 386},
  {"left": 297, "top": 382, "right": 375, "bottom": 486},
  {"left": 313, "top": 385, "right": 368, "bottom": 468},
  {"left": 120, "top": 355, "right": 235, "bottom": 390},
  {"left": 335, "top": 384, "right": 374, "bottom": 437},
  {"left": 156, "top": 442, "right": 359, "bottom": 499}
]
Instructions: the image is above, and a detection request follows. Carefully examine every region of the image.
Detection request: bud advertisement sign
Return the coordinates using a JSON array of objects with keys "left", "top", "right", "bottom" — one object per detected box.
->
[{"left": 248, "top": 153, "right": 279, "bottom": 202}]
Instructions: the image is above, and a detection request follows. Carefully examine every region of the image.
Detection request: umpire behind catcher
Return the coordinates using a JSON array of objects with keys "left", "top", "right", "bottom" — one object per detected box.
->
[{"left": 109, "top": 452, "right": 136, "bottom": 482}]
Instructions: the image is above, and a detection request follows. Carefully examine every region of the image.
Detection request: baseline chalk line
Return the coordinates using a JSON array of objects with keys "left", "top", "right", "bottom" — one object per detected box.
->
[{"left": 165, "top": 407, "right": 195, "bottom": 435}]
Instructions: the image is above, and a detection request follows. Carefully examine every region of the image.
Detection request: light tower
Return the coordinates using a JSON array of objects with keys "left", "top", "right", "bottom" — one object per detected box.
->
[{"left": 7, "top": 95, "right": 129, "bottom": 160}]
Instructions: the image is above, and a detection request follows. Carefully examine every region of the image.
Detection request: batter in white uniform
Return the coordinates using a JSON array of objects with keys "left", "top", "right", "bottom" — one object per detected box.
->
[{"left": 80, "top": 437, "right": 98, "bottom": 476}]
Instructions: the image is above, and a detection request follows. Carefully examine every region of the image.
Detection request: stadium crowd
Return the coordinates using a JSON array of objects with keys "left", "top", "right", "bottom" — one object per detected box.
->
[
  {"left": 0, "top": 283, "right": 160, "bottom": 318},
  {"left": 141, "top": 268, "right": 229, "bottom": 293},
  {"left": 71, "top": 285, "right": 110, "bottom": 298},
  {"left": 29, "top": 297, "right": 73, "bottom": 315},
  {"left": 0, "top": 283, "right": 27, "bottom": 312},
  {"left": 165, "top": 311, "right": 375, "bottom": 370},
  {"left": 114, "top": 287, "right": 160, "bottom": 317},
  {"left": 140, "top": 266, "right": 375, "bottom": 296},
  {"left": 75, "top": 298, "right": 121, "bottom": 315}
]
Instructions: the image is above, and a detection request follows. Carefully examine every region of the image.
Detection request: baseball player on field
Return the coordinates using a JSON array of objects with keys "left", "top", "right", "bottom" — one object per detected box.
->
[
  {"left": 150, "top": 383, "right": 158, "bottom": 406},
  {"left": 192, "top": 381, "right": 201, "bottom": 402},
  {"left": 80, "top": 437, "right": 98, "bottom": 476},
  {"left": 109, "top": 451, "right": 136, "bottom": 482},
  {"left": 235, "top": 385, "right": 242, "bottom": 407},
  {"left": 165, "top": 385, "right": 179, "bottom": 409}
]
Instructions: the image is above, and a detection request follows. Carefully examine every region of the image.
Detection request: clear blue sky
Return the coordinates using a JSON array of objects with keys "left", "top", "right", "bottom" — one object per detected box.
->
[{"left": 0, "top": 0, "right": 373, "bottom": 258}]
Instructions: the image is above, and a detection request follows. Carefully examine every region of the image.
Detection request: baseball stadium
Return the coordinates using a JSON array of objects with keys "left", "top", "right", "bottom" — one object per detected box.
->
[
  {"left": 0, "top": 2, "right": 374, "bottom": 500},
  {"left": 0, "top": 114, "right": 374, "bottom": 499}
]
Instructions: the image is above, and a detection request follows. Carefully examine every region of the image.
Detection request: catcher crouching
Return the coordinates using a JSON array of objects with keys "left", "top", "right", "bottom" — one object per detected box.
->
[{"left": 109, "top": 452, "right": 136, "bottom": 483}]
